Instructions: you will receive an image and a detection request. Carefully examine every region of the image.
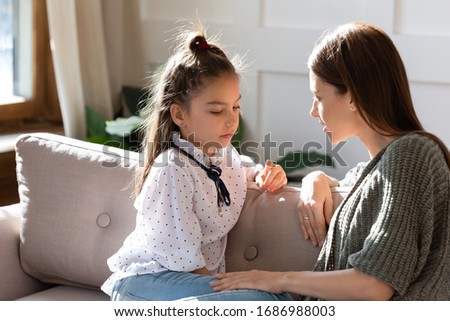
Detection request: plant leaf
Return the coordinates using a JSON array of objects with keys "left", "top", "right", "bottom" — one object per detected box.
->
[
  {"left": 121, "top": 86, "right": 148, "bottom": 116},
  {"left": 105, "top": 116, "right": 143, "bottom": 137},
  {"left": 276, "top": 150, "right": 334, "bottom": 174},
  {"left": 85, "top": 106, "right": 107, "bottom": 137},
  {"left": 86, "top": 135, "right": 111, "bottom": 145}
]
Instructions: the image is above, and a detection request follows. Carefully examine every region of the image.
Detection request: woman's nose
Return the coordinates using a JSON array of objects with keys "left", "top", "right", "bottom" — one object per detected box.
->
[{"left": 310, "top": 101, "right": 318, "bottom": 118}]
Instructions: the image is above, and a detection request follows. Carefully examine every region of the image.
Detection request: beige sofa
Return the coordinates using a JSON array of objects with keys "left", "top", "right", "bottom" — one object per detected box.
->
[{"left": 0, "top": 133, "right": 347, "bottom": 301}]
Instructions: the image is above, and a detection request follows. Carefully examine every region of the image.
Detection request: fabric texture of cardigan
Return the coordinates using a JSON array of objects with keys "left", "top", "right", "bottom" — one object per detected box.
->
[{"left": 310, "top": 133, "right": 450, "bottom": 300}]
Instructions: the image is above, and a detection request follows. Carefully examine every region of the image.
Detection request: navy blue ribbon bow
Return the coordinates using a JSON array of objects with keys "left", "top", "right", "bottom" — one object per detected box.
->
[{"left": 171, "top": 143, "right": 231, "bottom": 207}]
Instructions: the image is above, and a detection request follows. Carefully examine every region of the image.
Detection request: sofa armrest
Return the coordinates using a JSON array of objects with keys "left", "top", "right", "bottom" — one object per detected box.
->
[{"left": 0, "top": 204, "right": 49, "bottom": 300}]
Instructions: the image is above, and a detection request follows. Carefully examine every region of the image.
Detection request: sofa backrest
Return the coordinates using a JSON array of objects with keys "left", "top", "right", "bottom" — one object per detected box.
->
[{"left": 226, "top": 182, "right": 346, "bottom": 274}]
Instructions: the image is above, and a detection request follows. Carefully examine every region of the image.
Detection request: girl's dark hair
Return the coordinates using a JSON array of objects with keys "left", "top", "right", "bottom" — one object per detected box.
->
[
  {"left": 308, "top": 22, "right": 450, "bottom": 167},
  {"left": 135, "top": 27, "right": 242, "bottom": 194}
]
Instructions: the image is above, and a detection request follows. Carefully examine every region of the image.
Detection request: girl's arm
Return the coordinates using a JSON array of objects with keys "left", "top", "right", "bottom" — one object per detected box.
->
[
  {"left": 298, "top": 171, "right": 339, "bottom": 246},
  {"left": 211, "top": 268, "right": 394, "bottom": 301},
  {"left": 192, "top": 267, "right": 212, "bottom": 275},
  {"left": 140, "top": 159, "right": 208, "bottom": 273}
]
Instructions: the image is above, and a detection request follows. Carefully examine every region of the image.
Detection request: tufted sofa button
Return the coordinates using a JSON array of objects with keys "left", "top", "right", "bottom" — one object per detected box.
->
[
  {"left": 244, "top": 246, "right": 258, "bottom": 261},
  {"left": 96, "top": 213, "right": 111, "bottom": 228}
]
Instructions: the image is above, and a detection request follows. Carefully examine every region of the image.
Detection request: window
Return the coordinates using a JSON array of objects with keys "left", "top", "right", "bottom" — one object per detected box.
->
[
  {"left": 1, "top": 0, "right": 32, "bottom": 103},
  {"left": 0, "top": 0, "right": 60, "bottom": 128}
]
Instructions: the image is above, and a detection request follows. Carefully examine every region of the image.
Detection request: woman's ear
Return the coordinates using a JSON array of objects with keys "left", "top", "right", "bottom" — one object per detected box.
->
[{"left": 170, "top": 104, "right": 185, "bottom": 127}]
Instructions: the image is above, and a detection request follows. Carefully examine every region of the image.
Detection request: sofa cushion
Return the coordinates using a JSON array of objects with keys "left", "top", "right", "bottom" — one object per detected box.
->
[
  {"left": 15, "top": 133, "right": 139, "bottom": 289},
  {"left": 16, "top": 285, "right": 109, "bottom": 301}
]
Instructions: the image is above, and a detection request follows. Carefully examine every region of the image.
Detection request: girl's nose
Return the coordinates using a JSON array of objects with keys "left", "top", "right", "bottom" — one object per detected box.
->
[{"left": 226, "top": 111, "right": 238, "bottom": 127}]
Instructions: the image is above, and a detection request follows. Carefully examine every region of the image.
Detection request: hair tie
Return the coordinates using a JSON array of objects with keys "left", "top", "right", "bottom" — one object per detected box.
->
[{"left": 196, "top": 40, "right": 210, "bottom": 50}]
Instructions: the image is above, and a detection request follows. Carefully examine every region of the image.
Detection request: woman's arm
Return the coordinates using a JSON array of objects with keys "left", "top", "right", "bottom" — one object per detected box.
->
[
  {"left": 298, "top": 171, "right": 339, "bottom": 246},
  {"left": 211, "top": 268, "right": 394, "bottom": 301}
]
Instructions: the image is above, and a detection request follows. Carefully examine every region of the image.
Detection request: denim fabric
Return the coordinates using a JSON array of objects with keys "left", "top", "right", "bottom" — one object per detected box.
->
[
  {"left": 179, "top": 290, "right": 293, "bottom": 301},
  {"left": 111, "top": 271, "right": 293, "bottom": 301}
]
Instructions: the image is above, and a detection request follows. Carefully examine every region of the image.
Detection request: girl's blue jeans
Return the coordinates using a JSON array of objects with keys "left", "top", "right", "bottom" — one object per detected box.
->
[{"left": 111, "top": 271, "right": 293, "bottom": 301}]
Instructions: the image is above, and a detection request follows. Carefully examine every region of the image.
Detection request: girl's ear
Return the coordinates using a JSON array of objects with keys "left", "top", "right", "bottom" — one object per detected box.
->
[
  {"left": 170, "top": 104, "right": 185, "bottom": 127},
  {"left": 348, "top": 94, "right": 356, "bottom": 111}
]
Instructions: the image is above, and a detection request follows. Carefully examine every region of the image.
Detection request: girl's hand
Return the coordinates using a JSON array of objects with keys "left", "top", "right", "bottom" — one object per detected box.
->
[
  {"left": 255, "top": 160, "right": 287, "bottom": 193},
  {"left": 298, "top": 171, "right": 337, "bottom": 247},
  {"left": 211, "top": 270, "right": 284, "bottom": 294}
]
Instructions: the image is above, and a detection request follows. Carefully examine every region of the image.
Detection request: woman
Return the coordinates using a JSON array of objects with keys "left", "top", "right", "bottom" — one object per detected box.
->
[{"left": 210, "top": 22, "right": 450, "bottom": 300}]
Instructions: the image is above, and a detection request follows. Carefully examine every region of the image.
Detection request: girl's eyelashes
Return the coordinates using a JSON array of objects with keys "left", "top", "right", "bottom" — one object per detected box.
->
[
  {"left": 210, "top": 106, "right": 240, "bottom": 114},
  {"left": 210, "top": 108, "right": 223, "bottom": 114}
]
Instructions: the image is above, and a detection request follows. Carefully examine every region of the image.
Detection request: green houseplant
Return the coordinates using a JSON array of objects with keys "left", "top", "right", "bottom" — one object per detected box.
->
[
  {"left": 275, "top": 150, "right": 333, "bottom": 182},
  {"left": 85, "top": 86, "right": 146, "bottom": 151}
]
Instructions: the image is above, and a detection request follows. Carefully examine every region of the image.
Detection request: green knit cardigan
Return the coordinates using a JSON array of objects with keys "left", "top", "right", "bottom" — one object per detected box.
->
[{"left": 313, "top": 134, "right": 450, "bottom": 300}]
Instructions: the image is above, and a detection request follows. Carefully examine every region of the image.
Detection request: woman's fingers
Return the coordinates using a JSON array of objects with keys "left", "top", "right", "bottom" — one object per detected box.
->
[
  {"left": 211, "top": 271, "right": 283, "bottom": 294},
  {"left": 298, "top": 200, "right": 321, "bottom": 246}
]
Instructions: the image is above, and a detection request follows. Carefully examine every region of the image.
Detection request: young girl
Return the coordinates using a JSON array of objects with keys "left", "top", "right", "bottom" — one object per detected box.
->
[{"left": 101, "top": 27, "right": 290, "bottom": 301}]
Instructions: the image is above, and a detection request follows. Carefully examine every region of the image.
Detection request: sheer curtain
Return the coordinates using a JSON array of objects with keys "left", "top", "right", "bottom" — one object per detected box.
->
[{"left": 46, "top": 0, "right": 123, "bottom": 139}]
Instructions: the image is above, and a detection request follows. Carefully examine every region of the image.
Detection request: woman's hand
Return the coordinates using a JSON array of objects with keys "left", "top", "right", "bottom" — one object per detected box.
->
[
  {"left": 212, "top": 268, "right": 394, "bottom": 300},
  {"left": 255, "top": 160, "right": 288, "bottom": 193},
  {"left": 298, "top": 171, "right": 338, "bottom": 247},
  {"left": 211, "top": 270, "right": 284, "bottom": 294}
]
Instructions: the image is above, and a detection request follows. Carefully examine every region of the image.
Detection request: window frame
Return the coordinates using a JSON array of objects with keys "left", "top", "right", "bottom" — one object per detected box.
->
[{"left": 0, "top": 0, "right": 61, "bottom": 125}]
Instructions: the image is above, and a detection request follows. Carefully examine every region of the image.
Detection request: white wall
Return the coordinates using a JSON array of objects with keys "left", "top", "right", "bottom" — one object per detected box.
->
[{"left": 123, "top": 0, "right": 450, "bottom": 179}]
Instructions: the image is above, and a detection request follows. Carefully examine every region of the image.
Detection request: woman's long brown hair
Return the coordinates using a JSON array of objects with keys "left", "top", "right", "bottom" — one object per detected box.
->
[{"left": 308, "top": 22, "right": 450, "bottom": 167}]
